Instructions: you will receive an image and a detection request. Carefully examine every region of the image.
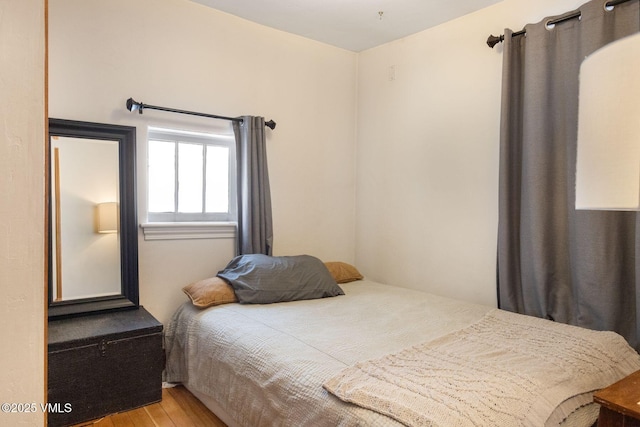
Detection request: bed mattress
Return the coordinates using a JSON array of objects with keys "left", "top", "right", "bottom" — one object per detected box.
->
[{"left": 164, "top": 280, "right": 638, "bottom": 426}]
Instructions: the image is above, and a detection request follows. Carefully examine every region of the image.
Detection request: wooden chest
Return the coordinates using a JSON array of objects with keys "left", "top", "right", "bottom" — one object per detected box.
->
[{"left": 47, "top": 307, "right": 164, "bottom": 427}]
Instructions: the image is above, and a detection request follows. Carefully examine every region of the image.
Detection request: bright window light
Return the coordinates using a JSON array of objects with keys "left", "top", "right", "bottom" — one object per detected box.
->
[{"left": 147, "top": 128, "right": 236, "bottom": 222}]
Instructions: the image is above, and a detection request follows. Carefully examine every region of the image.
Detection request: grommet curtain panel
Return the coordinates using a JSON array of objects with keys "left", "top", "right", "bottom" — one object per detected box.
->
[
  {"left": 497, "top": 0, "right": 640, "bottom": 349},
  {"left": 233, "top": 116, "right": 273, "bottom": 256}
]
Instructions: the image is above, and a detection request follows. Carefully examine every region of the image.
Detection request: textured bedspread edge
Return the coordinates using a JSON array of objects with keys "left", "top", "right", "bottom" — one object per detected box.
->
[{"left": 324, "top": 309, "right": 640, "bottom": 427}]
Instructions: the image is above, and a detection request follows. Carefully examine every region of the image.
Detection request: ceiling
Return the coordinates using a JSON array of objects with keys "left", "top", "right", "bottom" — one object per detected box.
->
[{"left": 189, "top": 0, "right": 502, "bottom": 52}]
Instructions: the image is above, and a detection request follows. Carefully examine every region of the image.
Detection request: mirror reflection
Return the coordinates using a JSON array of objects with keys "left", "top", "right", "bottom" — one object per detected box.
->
[
  {"left": 48, "top": 118, "right": 138, "bottom": 319},
  {"left": 50, "top": 136, "right": 121, "bottom": 301}
]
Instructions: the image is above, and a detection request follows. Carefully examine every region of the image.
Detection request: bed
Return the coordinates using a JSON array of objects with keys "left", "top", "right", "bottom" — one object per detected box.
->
[{"left": 163, "top": 255, "right": 640, "bottom": 427}]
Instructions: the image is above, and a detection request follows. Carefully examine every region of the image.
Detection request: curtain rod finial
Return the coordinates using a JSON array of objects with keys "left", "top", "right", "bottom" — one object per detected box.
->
[
  {"left": 126, "top": 97, "right": 144, "bottom": 114},
  {"left": 265, "top": 119, "right": 276, "bottom": 130},
  {"left": 487, "top": 34, "right": 504, "bottom": 48}
]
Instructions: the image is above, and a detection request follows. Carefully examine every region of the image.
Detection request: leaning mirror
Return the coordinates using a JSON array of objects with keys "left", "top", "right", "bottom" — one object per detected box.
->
[{"left": 48, "top": 118, "right": 139, "bottom": 318}]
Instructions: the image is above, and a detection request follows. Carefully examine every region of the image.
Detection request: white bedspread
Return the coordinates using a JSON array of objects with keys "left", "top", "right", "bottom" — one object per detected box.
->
[
  {"left": 163, "top": 280, "right": 639, "bottom": 427},
  {"left": 324, "top": 309, "right": 640, "bottom": 427}
]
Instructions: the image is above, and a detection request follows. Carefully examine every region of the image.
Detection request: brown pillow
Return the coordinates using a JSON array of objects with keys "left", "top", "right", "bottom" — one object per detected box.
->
[
  {"left": 182, "top": 276, "right": 237, "bottom": 308},
  {"left": 324, "top": 262, "right": 363, "bottom": 284}
]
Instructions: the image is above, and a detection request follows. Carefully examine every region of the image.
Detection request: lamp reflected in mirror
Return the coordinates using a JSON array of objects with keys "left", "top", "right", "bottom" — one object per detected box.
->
[
  {"left": 575, "top": 32, "right": 640, "bottom": 210},
  {"left": 96, "top": 202, "right": 118, "bottom": 234}
]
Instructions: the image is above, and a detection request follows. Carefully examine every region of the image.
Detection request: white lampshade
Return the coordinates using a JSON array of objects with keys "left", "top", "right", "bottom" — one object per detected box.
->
[
  {"left": 575, "top": 32, "right": 640, "bottom": 210},
  {"left": 96, "top": 202, "right": 118, "bottom": 233}
]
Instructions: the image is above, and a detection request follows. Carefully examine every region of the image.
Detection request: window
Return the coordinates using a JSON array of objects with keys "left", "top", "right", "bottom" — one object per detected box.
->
[{"left": 147, "top": 127, "right": 236, "bottom": 223}]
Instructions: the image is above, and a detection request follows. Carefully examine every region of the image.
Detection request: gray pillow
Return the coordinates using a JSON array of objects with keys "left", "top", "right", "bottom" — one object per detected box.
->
[{"left": 217, "top": 254, "right": 344, "bottom": 304}]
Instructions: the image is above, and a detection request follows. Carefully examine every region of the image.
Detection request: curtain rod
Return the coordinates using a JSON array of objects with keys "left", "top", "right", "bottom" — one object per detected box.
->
[
  {"left": 125, "top": 98, "right": 276, "bottom": 130},
  {"left": 486, "top": 0, "right": 635, "bottom": 48}
]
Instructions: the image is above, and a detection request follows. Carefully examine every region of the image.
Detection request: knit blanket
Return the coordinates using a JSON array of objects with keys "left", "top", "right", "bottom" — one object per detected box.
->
[{"left": 324, "top": 309, "right": 640, "bottom": 427}]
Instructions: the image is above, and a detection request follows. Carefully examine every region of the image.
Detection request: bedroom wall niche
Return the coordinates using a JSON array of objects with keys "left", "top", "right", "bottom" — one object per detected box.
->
[{"left": 48, "top": 118, "right": 139, "bottom": 318}]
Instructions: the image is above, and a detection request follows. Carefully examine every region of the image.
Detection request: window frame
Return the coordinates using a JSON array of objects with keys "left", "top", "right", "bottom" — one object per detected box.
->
[{"left": 146, "top": 126, "right": 237, "bottom": 223}]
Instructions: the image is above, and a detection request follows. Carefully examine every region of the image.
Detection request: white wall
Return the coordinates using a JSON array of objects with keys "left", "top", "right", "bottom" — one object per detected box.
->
[
  {"left": 47, "top": 0, "right": 605, "bottom": 326},
  {"left": 0, "top": 1, "right": 46, "bottom": 426},
  {"left": 355, "top": 0, "right": 587, "bottom": 307},
  {"left": 48, "top": 0, "right": 358, "bottom": 324},
  {"left": 48, "top": 0, "right": 598, "bottom": 325}
]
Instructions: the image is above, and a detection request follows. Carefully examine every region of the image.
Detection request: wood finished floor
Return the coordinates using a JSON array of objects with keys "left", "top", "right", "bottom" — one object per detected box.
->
[{"left": 71, "top": 386, "right": 227, "bottom": 427}]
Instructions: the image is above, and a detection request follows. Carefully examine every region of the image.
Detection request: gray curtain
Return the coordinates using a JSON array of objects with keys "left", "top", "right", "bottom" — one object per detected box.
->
[
  {"left": 497, "top": 0, "right": 640, "bottom": 350},
  {"left": 233, "top": 116, "right": 273, "bottom": 255}
]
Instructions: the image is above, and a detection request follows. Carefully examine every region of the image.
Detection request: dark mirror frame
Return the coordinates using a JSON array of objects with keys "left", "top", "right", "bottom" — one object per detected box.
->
[{"left": 48, "top": 118, "right": 139, "bottom": 319}]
